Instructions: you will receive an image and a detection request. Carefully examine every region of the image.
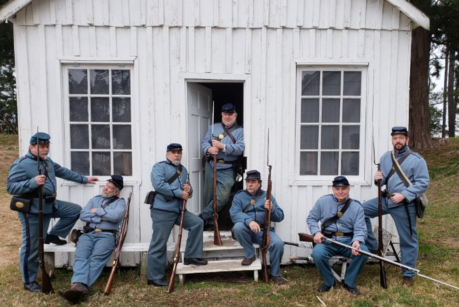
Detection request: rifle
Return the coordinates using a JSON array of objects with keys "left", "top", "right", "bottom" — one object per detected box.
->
[
  {"left": 104, "top": 192, "right": 132, "bottom": 295},
  {"left": 36, "top": 130, "right": 54, "bottom": 294},
  {"left": 261, "top": 129, "right": 272, "bottom": 283},
  {"left": 298, "top": 233, "right": 459, "bottom": 291},
  {"left": 167, "top": 176, "right": 189, "bottom": 293},
  {"left": 211, "top": 101, "right": 222, "bottom": 246}
]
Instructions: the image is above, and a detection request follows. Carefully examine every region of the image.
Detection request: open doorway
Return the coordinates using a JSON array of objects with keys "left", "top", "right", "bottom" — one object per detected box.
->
[{"left": 186, "top": 81, "right": 244, "bottom": 231}]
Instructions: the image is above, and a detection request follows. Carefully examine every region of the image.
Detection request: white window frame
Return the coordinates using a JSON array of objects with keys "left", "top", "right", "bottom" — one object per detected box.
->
[
  {"left": 295, "top": 65, "right": 368, "bottom": 182},
  {"left": 62, "top": 63, "right": 135, "bottom": 178}
]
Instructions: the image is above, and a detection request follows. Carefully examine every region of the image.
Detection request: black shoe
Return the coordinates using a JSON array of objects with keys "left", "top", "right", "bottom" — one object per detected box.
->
[
  {"left": 343, "top": 283, "right": 360, "bottom": 296},
  {"left": 272, "top": 276, "right": 285, "bottom": 285},
  {"left": 204, "top": 225, "right": 214, "bottom": 231},
  {"left": 369, "top": 249, "right": 379, "bottom": 255},
  {"left": 318, "top": 282, "right": 334, "bottom": 292},
  {"left": 24, "top": 281, "right": 42, "bottom": 292},
  {"left": 45, "top": 234, "right": 67, "bottom": 245},
  {"left": 184, "top": 258, "right": 208, "bottom": 265},
  {"left": 241, "top": 256, "right": 256, "bottom": 266},
  {"left": 147, "top": 278, "right": 168, "bottom": 287}
]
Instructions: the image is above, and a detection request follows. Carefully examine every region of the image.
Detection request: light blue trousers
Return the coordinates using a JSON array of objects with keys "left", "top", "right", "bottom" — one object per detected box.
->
[
  {"left": 363, "top": 197, "right": 418, "bottom": 278},
  {"left": 202, "top": 162, "right": 235, "bottom": 225},
  {"left": 17, "top": 200, "right": 81, "bottom": 283},
  {"left": 147, "top": 209, "right": 204, "bottom": 280},
  {"left": 311, "top": 238, "right": 369, "bottom": 288},
  {"left": 71, "top": 232, "right": 116, "bottom": 287},
  {"left": 232, "top": 222, "right": 284, "bottom": 277}
]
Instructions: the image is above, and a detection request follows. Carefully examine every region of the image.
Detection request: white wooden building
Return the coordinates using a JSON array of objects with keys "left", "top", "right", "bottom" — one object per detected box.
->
[{"left": 1, "top": 0, "right": 429, "bottom": 266}]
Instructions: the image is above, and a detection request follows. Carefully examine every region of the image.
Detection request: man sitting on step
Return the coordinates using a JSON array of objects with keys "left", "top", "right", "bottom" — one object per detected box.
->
[
  {"left": 58, "top": 175, "right": 126, "bottom": 303},
  {"left": 229, "top": 170, "right": 285, "bottom": 285}
]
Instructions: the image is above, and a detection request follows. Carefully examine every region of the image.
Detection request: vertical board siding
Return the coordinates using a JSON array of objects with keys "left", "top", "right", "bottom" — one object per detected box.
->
[{"left": 10, "top": 0, "right": 418, "bottom": 264}]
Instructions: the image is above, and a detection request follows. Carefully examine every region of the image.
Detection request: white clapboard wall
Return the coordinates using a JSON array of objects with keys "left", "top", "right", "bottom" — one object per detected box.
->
[{"left": 4, "top": 0, "right": 429, "bottom": 266}]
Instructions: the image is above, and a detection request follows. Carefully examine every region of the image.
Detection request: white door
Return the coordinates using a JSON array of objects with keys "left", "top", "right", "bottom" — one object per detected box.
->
[{"left": 187, "top": 83, "right": 212, "bottom": 214}]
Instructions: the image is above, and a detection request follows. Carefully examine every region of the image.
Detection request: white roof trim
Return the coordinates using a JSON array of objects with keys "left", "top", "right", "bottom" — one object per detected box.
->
[
  {"left": 0, "top": 0, "right": 32, "bottom": 22},
  {"left": 386, "top": 0, "right": 430, "bottom": 30},
  {"left": 1, "top": 0, "right": 430, "bottom": 31}
]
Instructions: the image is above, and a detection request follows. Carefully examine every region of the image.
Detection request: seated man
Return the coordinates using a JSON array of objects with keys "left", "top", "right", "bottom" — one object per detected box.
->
[
  {"left": 59, "top": 175, "right": 126, "bottom": 303},
  {"left": 229, "top": 170, "right": 285, "bottom": 285},
  {"left": 306, "top": 176, "right": 368, "bottom": 296}
]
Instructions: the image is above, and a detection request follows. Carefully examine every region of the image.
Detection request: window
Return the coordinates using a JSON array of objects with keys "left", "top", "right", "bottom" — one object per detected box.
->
[
  {"left": 297, "top": 68, "right": 364, "bottom": 177},
  {"left": 67, "top": 68, "right": 132, "bottom": 176}
]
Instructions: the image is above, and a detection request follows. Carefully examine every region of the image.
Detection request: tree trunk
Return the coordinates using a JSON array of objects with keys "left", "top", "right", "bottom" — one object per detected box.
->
[
  {"left": 442, "top": 49, "right": 448, "bottom": 138},
  {"left": 447, "top": 51, "right": 456, "bottom": 137},
  {"left": 409, "top": 26, "right": 436, "bottom": 148}
]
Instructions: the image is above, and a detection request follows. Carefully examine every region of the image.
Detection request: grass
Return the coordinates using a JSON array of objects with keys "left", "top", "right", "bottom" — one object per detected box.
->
[{"left": 1, "top": 135, "right": 459, "bottom": 307}]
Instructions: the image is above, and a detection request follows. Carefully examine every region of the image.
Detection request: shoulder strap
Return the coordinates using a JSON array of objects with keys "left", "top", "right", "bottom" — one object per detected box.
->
[
  {"left": 102, "top": 196, "right": 119, "bottom": 209},
  {"left": 391, "top": 151, "right": 412, "bottom": 188},
  {"left": 221, "top": 123, "right": 240, "bottom": 144},
  {"left": 167, "top": 164, "right": 183, "bottom": 184},
  {"left": 321, "top": 198, "right": 352, "bottom": 232},
  {"left": 385, "top": 150, "right": 412, "bottom": 184}
]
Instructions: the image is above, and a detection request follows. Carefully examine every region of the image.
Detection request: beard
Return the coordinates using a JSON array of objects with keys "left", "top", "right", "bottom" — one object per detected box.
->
[
  {"left": 171, "top": 159, "right": 181, "bottom": 166},
  {"left": 102, "top": 192, "right": 115, "bottom": 198}
]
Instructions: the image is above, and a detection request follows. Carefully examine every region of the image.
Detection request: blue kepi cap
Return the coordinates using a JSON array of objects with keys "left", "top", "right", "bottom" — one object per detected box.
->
[
  {"left": 30, "top": 132, "right": 51, "bottom": 145},
  {"left": 167, "top": 143, "right": 183, "bottom": 152},
  {"left": 391, "top": 126, "right": 408, "bottom": 136},
  {"left": 333, "top": 176, "right": 350, "bottom": 187},
  {"left": 108, "top": 175, "right": 124, "bottom": 190},
  {"left": 245, "top": 170, "right": 261, "bottom": 181},
  {"left": 221, "top": 103, "right": 236, "bottom": 113}
]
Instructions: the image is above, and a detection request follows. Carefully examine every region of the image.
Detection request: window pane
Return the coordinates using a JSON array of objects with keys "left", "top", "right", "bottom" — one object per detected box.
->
[
  {"left": 322, "top": 71, "right": 341, "bottom": 96},
  {"left": 71, "top": 152, "right": 89, "bottom": 175},
  {"left": 301, "top": 71, "right": 320, "bottom": 96},
  {"left": 92, "top": 125, "right": 110, "bottom": 149},
  {"left": 322, "top": 99, "right": 340, "bottom": 122},
  {"left": 301, "top": 98, "right": 319, "bottom": 123},
  {"left": 113, "top": 125, "right": 132, "bottom": 149},
  {"left": 114, "top": 152, "right": 133, "bottom": 176},
  {"left": 91, "top": 97, "right": 110, "bottom": 122},
  {"left": 342, "top": 152, "right": 359, "bottom": 175},
  {"left": 69, "top": 69, "right": 87, "bottom": 94},
  {"left": 300, "top": 152, "right": 318, "bottom": 175},
  {"left": 342, "top": 126, "right": 360, "bottom": 149},
  {"left": 343, "top": 72, "right": 361, "bottom": 96},
  {"left": 92, "top": 152, "right": 111, "bottom": 175},
  {"left": 90, "top": 70, "right": 109, "bottom": 94},
  {"left": 321, "top": 152, "right": 338, "bottom": 175},
  {"left": 113, "top": 98, "right": 131, "bottom": 122},
  {"left": 70, "top": 125, "right": 89, "bottom": 149},
  {"left": 343, "top": 99, "right": 360, "bottom": 123},
  {"left": 70, "top": 97, "right": 88, "bottom": 122},
  {"left": 112, "top": 70, "right": 131, "bottom": 95},
  {"left": 301, "top": 126, "right": 319, "bottom": 149},
  {"left": 321, "top": 126, "right": 339, "bottom": 149}
]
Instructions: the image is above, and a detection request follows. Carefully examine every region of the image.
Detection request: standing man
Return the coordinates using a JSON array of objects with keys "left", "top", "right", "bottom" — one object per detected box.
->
[
  {"left": 230, "top": 170, "right": 285, "bottom": 285},
  {"left": 201, "top": 103, "right": 245, "bottom": 229},
  {"left": 307, "top": 176, "right": 368, "bottom": 296},
  {"left": 147, "top": 143, "right": 207, "bottom": 287},
  {"left": 362, "top": 126, "right": 429, "bottom": 287},
  {"left": 7, "top": 132, "right": 98, "bottom": 292},
  {"left": 59, "top": 175, "right": 126, "bottom": 303}
]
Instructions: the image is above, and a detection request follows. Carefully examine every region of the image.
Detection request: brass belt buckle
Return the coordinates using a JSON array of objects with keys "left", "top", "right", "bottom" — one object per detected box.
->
[
  {"left": 217, "top": 159, "right": 225, "bottom": 164},
  {"left": 95, "top": 229, "right": 102, "bottom": 233},
  {"left": 335, "top": 232, "right": 344, "bottom": 237}
]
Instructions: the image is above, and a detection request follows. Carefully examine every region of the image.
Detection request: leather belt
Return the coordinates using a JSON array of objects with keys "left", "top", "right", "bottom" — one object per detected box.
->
[
  {"left": 324, "top": 231, "right": 353, "bottom": 238},
  {"left": 208, "top": 157, "right": 236, "bottom": 165},
  {"left": 86, "top": 228, "right": 117, "bottom": 234}
]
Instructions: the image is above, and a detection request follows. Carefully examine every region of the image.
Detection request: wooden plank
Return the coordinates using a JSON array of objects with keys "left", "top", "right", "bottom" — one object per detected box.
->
[
  {"left": 280, "top": 0, "right": 287, "bottom": 27},
  {"left": 86, "top": 0, "right": 94, "bottom": 25},
  {"left": 312, "top": 0, "right": 320, "bottom": 28},
  {"left": 65, "top": 0, "right": 73, "bottom": 25},
  {"left": 188, "top": 26, "right": 195, "bottom": 72},
  {"left": 205, "top": 27, "right": 211, "bottom": 73},
  {"left": 309, "top": 28, "right": 315, "bottom": 58},
  {"left": 248, "top": 0, "right": 254, "bottom": 27},
  {"left": 38, "top": 25, "right": 49, "bottom": 128},
  {"left": 232, "top": 0, "right": 238, "bottom": 27},
  {"left": 180, "top": 26, "right": 187, "bottom": 71},
  {"left": 343, "top": 0, "right": 351, "bottom": 29},
  {"left": 385, "top": 0, "right": 429, "bottom": 30},
  {"left": 110, "top": 27, "right": 117, "bottom": 57},
  {"left": 296, "top": 0, "right": 304, "bottom": 26},
  {"left": 245, "top": 28, "right": 251, "bottom": 73},
  {"left": 31, "top": 0, "right": 40, "bottom": 24},
  {"left": 263, "top": 0, "right": 269, "bottom": 26},
  {"left": 341, "top": 29, "right": 348, "bottom": 58},
  {"left": 131, "top": 27, "right": 138, "bottom": 57},
  {"left": 327, "top": 29, "right": 333, "bottom": 59},
  {"left": 358, "top": 29, "right": 365, "bottom": 58},
  {"left": 226, "top": 27, "right": 232, "bottom": 74},
  {"left": 122, "top": 0, "right": 130, "bottom": 26},
  {"left": 140, "top": 0, "right": 146, "bottom": 25},
  {"left": 303, "top": 0, "right": 313, "bottom": 29},
  {"left": 194, "top": 0, "right": 200, "bottom": 25},
  {"left": 293, "top": 28, "right": 300, "bottom": 58},
  {"left": 89, "top": 26, "right": 96, "bottom": 57},
  {"left": 176, "top": 259, "right": 261, "bottom": 274},
  {"left": 359, "top": 0, "right": 367, "bottom": 29},
  {"left": 329, "top": 0, "right": 336, "bottom": 28},
  {"left": 72, "top": 25, "right": 80, "bottom": 56}
]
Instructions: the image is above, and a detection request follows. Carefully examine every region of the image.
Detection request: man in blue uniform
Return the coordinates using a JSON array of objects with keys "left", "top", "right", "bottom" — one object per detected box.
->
[
  {"left": 7, "top": 132, "right": 98, "bottom": 292},
  {"left": 307, "top": 176, "right": 368, "bottom": 296},
  {"left": 201, "top": 103, "right": 245, "bottom": 229},
  {"left": 147, "top": 143, "right": 207, "bottom": 287},
  {"left": 58, "top": 175, "right": 126, "bottom": 303},
  {"left": 362, "top": 126, "right": 429, "bottom": 287},
  {"left": 230, "top": 170, "right": 285, "bottom": 285}
]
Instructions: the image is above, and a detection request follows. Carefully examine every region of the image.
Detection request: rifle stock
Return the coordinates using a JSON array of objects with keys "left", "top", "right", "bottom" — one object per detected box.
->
[
  {"left": 297, "top": 233, "right": 459, "bottom": 291},
  {"left": 104, "top": 192, "right": 132, "bottom": 295},
  {"left": 377, "top": 164, "right": 388, "bottom": 289},
  {"left": 36, "top": 130, "right": 54, "bottom": 294},
  {"left": 212, "top": 154, "right": 223, "bottom": 246},
  {"left": 168, "top": 198, "right": 188, "bottom": 293}
]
